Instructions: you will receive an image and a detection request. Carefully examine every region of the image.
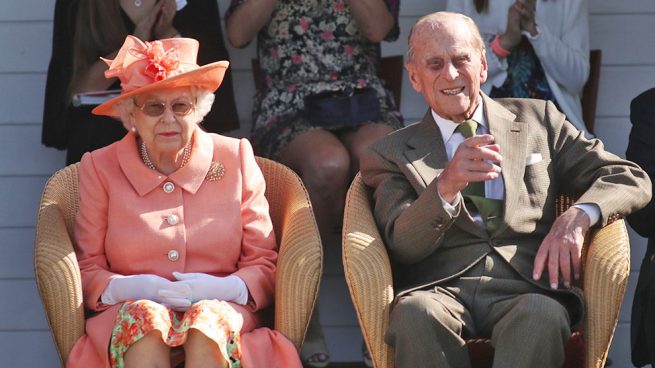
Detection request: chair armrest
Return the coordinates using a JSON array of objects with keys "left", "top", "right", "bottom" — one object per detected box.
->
[
  {"left": 258, "top": 157, "right": 322, "bottom": 351},
  {"left": 582, "top": 219, "right": 630, "bottom": 368},
  {"left": 34, "top": 204, "right": 85, "bottom": 365},
  {"left": 343, "top": 175, "right": 395, "bottom": 368}
]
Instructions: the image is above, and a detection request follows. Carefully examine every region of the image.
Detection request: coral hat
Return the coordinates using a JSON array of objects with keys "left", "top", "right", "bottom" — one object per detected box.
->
[{"left": 92, "top": 35, "right": 229, "bottom": 117}]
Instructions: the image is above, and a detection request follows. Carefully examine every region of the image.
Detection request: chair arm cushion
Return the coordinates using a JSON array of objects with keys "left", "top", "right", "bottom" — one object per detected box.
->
[
  {"left": 34, "top": 204, "right": 85, "bottom": 364},
  {"left": 582, "top": 219, "right": 630, "bottom": 368}
]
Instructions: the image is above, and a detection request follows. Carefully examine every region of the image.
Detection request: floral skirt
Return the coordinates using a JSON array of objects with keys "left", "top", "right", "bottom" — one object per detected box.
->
[{"left": 109, "top": 299, "right": 243, "bottom": 368}]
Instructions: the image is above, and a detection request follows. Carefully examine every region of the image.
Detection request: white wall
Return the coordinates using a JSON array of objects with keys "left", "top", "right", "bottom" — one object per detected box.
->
[{"left": 1, "top": 0, "right": 653, "bottom": 366}]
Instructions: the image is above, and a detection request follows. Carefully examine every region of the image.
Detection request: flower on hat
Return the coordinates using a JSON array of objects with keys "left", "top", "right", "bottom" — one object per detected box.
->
[{"left": 134, "top": 40, "right": 181, "bottom": 82}]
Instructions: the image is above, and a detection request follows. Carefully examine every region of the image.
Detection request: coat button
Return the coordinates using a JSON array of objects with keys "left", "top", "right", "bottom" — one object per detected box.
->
[
  {"left": 167, "top": 250, "right": 179, "bottom": 261},
  {"left": 650, "top": 254, "right": 655, "bottom": 263},
  {"left": 163, "top": 182, "right": 175, "bottom": 193},
  {"left": 166, "top": 214, "right": 179, "bottom": 225}
]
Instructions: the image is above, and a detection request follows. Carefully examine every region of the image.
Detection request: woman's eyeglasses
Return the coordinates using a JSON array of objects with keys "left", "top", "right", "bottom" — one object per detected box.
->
[{"left": 133, "top": 98, "right": 195, "bottom": 117}]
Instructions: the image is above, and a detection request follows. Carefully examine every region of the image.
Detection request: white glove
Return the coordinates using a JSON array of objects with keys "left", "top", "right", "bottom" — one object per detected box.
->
[
  {"left": 158, "top": 272, "right": 249, "bottom": 305},
  {"left": 101, "top": 274, "right": 191, "bottom": 310}
]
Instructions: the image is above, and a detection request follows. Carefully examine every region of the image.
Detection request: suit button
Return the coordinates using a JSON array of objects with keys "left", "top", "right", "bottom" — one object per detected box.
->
[
  {"left": 163, "top": 182, "right": 175, "bottom": 193},
  {"left": 166, "top": 214, "right": 179, "bottom": 225},
  {"left": 650, "top": 254, "right": 655, "bottom": 263},
  {"left": 167, "top": 250, "right": 179, "bottom": 261}
]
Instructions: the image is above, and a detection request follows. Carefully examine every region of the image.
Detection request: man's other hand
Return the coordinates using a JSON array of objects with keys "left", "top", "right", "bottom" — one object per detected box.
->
[{"left": 533, "top": 207, "right": 591, "bottom": 289}]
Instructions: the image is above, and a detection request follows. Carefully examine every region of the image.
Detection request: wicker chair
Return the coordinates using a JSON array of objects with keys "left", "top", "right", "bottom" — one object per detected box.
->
[
  {"left": 34, "top": 157, "right": 323, "bottom": 365},
  {"left": 343, "top": 173, "right": 629, "bottom": 368}
]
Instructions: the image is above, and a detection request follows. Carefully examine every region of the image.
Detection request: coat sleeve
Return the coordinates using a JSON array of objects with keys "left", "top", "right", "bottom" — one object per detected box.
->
[
  {"left": 529, "top": 0, "right": 590, "bottom": 93},
  {"left": 74, "top": 153, "right": 121, "bottom": 311},
  {"left": 626, "top": 89, "right": 655, "bottom": 238},
  {"left": 544, "top": 100, "right": 652, "bottom": 226},
  {"left": 233, "top": 139, "right": 278, "bottom": 311},
  {"left": 360, "top": 141, "right": 461, "bottom": 264}
]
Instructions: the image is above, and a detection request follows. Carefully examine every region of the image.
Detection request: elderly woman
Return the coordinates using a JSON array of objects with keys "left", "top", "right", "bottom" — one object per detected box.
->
[{"left": 66, "top": 35, "right": 301, "bottom": 368}]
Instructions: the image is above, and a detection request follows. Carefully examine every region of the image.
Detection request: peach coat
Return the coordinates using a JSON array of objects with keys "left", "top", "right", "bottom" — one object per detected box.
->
[{"left": 66, "top": 127, "right": 301, "bottom": 367}]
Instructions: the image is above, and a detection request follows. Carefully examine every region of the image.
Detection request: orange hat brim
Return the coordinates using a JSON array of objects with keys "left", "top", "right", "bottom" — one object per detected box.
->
[{"left": 92, "top": 60, "right": 229, "bottom": 117}]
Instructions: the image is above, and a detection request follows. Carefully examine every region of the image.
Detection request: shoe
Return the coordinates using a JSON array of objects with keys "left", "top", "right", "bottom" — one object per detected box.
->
[
  {"left": 302, "top": 309, "right": 329, "bottom": 368},
  {"left": 301, "top": 351, "right": 329, "bottom": 368}
]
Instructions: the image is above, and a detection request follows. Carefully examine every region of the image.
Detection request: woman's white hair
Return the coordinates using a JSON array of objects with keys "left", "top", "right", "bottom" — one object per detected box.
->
[{"left": 115, "top": 86, "right": 215, "bottom": 131}]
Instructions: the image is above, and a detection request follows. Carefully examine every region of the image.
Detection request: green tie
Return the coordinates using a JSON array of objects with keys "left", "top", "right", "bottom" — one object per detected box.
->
[{"left": 455, "top": 119, "right": 503, "bottom": 233}]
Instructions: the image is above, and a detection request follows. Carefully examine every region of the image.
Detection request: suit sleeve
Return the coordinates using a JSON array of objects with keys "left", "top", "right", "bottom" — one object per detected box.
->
[
  {"left": 546, "top": 100, "right": 652, "bottom": 226},
  {"left": 626, "top": 89, "right": 655, "bottom": 238},
  {"left": 360, "top": 143, "right": 461, "bottom": 264},
  {"left": 233, "top": 139, "right": 277, "bottom": 311},
  {"left": 74, "top": 153, "right": 121, "bottom": 311}
]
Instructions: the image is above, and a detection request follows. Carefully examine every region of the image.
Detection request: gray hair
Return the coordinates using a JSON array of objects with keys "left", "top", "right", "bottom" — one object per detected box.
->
[
  {"left": 407, "top": 11, "right": 485, "bottom": 63},
  {"left": 115, "top": 86, "right": 215, "bottom": 131}
]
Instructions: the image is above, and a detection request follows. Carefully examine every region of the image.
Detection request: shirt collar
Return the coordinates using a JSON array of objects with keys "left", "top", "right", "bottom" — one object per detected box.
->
[{"left": 431, "top": 96, "right": 486, "bottom": 145}]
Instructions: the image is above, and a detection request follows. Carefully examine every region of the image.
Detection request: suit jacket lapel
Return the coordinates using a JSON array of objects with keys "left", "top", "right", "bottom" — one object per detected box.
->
[
  {"left": 401, "top": 112, "right": 448, "bottom": 187},
  {"left": 483, "top": 94, "right": 527, "bottom": 236}
]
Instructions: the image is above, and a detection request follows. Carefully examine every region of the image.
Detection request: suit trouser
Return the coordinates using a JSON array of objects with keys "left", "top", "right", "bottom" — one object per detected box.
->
[{"left": 386, "top": 253, "right": 571, "bottom": 368}]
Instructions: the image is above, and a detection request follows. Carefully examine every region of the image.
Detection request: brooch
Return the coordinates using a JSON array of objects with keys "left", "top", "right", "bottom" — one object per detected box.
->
[{"left": 205, "top": 161, "right": 225, "bottom": 181}]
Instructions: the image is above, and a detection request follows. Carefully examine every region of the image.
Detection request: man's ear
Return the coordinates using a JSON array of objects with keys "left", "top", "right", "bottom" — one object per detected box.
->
[
  {"left": 479, "top": 51, "right": 488, "bottom": 84},
  {"left": 406, "top": 61, "right": 423, "bottom": 93}
]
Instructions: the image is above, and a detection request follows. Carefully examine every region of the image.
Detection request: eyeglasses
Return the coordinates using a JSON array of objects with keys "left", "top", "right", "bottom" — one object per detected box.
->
[{"left": 133, "top": 98, "right": 195, "bottom": 117}]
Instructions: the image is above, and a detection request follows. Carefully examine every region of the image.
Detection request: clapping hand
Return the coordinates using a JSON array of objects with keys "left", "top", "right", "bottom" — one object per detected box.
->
[
  {"left": 514, "top": 0, "right": 538, "bottom": 36},
  {"left": 153, "top": 0, "right": 178, "bottom": 39}
]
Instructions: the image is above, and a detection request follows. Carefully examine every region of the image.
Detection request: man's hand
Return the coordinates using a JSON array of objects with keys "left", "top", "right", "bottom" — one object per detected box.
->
[
  {"left": 533, "top": 207, "right": 591, "bottom": 289},
  {"left": 437, "top": 134, "right": 502, "bottom": 203}
]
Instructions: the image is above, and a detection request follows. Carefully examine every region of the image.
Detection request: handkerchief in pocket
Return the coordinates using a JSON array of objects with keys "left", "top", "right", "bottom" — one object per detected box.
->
[{"left": 525, "top": 153, "right": 543, "bottom": 166}]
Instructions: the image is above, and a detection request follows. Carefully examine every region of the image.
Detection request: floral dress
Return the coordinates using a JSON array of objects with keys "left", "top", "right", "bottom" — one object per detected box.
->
[
  {"left": 227, "top": 0, "right": 403, "bottom": 159},
  {"left": 109, "top": 300, "right": 242, "bottom": 367},
  {"left": 489, "top": 37, "right": 560, "bottom": 110}
]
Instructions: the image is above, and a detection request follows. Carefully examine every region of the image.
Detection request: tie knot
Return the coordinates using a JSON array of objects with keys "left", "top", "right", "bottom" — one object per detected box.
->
[{"left": 456, "top": 119, "right": 478, "bottom": 138}]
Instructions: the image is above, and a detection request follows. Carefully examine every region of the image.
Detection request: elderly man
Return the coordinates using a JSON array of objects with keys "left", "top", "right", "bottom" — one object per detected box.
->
[{"left": 360, "top": 11, "right": 651, "bottom": 367}]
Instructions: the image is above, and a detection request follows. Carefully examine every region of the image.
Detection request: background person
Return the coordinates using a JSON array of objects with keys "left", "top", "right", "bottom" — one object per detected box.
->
[
  {"left": 627, "top": 87, "right": 655, "bottom": 368},
  {"left": 42, "top": 0, "right": 239, "bottom": 165},
  {"left": 226, "top": 1, "right": 403, "bottom": 366}
]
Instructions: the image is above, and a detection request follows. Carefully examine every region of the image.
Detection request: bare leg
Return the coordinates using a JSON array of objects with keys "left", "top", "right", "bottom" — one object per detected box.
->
[
  {"left": 124, "top": 330, "right": 171, "bottom": 368},
  {"left": 184, "top": 328, "right": 228, "bottom": 368},
  {"left": 341, "top": 122, "right": 394, "bottom": 175},
  {"left": 281, "top": 129, "right": 350, "bottom": 366},
  {"left": 280, "top": 129, "right": 351, "bottom": 241}
]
